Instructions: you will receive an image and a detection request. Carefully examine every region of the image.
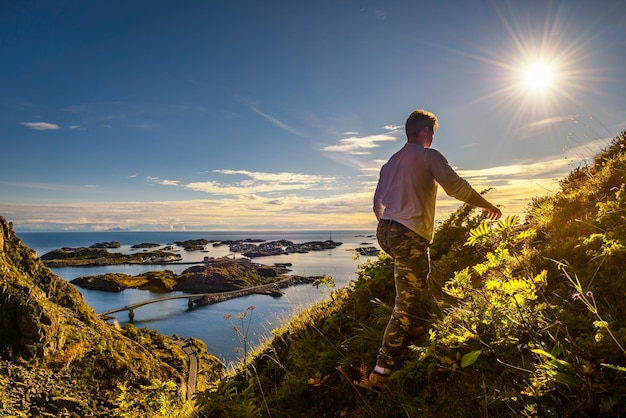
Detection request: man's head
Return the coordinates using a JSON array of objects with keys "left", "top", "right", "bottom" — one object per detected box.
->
[{"left": 405, "top": 110, "right": 439, "bottom": 143}]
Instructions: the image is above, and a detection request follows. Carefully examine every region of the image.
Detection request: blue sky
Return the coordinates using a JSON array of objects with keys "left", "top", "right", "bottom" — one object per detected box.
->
[{"left": 1, "top": 0, "right": 625, "bottom": 231}]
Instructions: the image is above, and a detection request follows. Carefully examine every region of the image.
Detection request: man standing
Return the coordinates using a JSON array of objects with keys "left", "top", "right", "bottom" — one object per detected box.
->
[{"left": 369, "top": 109, "right": 501, "bottom": 390}]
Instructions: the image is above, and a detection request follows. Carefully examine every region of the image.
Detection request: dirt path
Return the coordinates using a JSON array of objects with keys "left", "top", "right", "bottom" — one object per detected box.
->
[{"left": 174, "top": 338, "right": 198, "bottom": 400}]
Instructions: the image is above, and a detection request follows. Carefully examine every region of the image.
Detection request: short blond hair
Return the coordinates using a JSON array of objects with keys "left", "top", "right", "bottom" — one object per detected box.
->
[{"left": 405, "top": 109, "right": 439, "bottom": 138}]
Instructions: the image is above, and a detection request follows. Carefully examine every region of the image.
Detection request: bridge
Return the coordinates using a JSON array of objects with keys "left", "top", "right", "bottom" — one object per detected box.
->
[
  {"left": 98, "top": 294, "right": 207, "bottom": 321},
  {"left": 97, "top": 276, "right": 315, "bottom": 321}
]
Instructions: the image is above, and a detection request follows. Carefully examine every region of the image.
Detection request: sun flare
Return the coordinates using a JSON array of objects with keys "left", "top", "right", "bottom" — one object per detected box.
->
[{"left": 521, "top": 61, "right": 556, "bottom": 92}]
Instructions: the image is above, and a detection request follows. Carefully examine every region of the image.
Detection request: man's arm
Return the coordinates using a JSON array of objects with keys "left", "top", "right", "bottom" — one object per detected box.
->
[
  {"left": 427, "top": 149, "right": 502, "bottom": 220},
  {"left": 464, "top": 190, "right": 502, "bottom": 220}
]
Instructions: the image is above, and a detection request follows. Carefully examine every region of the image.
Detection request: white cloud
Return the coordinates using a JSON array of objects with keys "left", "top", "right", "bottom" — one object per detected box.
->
[
  {"left": 21, "top": 122, "right": 60, "bottom": 130},
  {"left": 160, "top": 179, "right": 181, "bottom": 186},
  {"left": 456, "top": 159, "right": 570, "bottom": 179},
  {"left": 147, "top": 177, "right": 180, "bottom": 187},
  {"left": 322, "top": 125, "right": 401, "bottom": 155},
  {"left": 185, "top": 169, "right": 337, "bottom": 195},
  {"left": 526, "top": 116, "right": 572, "bottom": 128},
  {"left": 321, "top": 132, "right": 397, "bottom": 154},
  {"left": 214, "top": 169, "right": 332, "bottom": 184}
]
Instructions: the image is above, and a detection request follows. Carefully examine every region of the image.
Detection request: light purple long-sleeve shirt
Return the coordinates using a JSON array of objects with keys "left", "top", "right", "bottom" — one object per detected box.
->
[{"left": 373, "top": 143, "right": 474, "bottom": 241}]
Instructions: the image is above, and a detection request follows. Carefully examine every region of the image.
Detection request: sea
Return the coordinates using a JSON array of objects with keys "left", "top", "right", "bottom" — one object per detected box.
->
[{"left": 18, "top": 230, "right": 379, "bottom": 366}]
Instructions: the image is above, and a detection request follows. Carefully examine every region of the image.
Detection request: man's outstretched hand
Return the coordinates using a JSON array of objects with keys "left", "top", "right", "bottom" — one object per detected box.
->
[{"left": 482, "top": 207, "right": 502, "bottom": 221}]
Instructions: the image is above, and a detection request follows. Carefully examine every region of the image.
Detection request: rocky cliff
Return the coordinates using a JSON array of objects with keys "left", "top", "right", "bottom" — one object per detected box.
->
[{"left": 0, "top": 217, "right": 223, "bottom": 416}]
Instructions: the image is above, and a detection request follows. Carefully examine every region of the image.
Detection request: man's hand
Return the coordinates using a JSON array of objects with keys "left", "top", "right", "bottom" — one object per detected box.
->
[
  {"left": 465, "top": 190, "right": 502, "bottom": 221},
  {"left": 482, "top": 207, "right": 502, "bottom": 221}
]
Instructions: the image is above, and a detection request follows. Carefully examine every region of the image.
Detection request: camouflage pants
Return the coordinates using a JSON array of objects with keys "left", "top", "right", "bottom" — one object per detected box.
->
[{"left": 376, "top": 219, "right": 431, "bottom": 370}]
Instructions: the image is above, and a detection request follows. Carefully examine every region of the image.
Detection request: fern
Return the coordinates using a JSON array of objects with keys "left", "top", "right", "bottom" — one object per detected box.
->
[
  {"left": 465, "top": 216, "right": 521, "bottom": 247},
  {"left": 496, "top": 215, "right": 519, "bottom": 231},
  {"left": 465, "top": 222, "right": 492, "bottom": 246}
]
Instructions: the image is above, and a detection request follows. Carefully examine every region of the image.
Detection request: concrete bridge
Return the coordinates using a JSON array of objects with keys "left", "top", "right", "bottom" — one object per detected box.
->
[
  {"left": 98, "top": 294, "right": 207, "bottom": 321},
  {"left": 97, "top": 275, "right": 316, "bottom": 321}
]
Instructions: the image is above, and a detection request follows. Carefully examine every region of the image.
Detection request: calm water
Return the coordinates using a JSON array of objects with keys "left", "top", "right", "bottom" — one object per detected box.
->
[{"left": 18, "top": 230, "right": 378, "bottom": 365}]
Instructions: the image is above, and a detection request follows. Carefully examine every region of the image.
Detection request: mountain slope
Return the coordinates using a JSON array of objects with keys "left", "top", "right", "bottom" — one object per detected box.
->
[
  {"left": 0, "top": 218, "right": 224, "bottom": 417},
  {"left": 197, "top": 132, "right": 626, "bottom": 417}
]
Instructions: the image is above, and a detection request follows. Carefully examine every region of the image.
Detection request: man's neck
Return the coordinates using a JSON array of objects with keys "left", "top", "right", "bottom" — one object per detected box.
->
[{"left": 408, "top": 136, "right": 430, "bottom": 147}]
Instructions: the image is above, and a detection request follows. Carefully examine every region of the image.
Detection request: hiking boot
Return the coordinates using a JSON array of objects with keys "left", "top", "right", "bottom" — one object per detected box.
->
[{"left": 368, "top": 370, "right": 390, "bottom": 392}]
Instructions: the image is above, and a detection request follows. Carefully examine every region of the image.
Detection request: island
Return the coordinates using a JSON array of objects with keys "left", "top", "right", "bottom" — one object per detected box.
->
[
  {"left": 130, "top": 242, "right": 161, "bottom": 249},
  {"left": 90, "top": 241, "right": 121, "bottom": 249},
  {"left": 174, "top": 239, "right": 212, "bottom": 251},
  {"left": 70, "top": 257, "right": 319, "bottom": 296},
  {"left": 40, "top": 238, "right": 344, "bottom": 267},
  {"left": 40, "top": 247, "right": 183, "bottom": 267}
]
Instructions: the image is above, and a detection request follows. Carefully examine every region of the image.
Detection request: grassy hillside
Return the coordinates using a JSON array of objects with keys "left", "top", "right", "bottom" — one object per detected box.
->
[
  {"left": 0, "top": 218, "right": 224, "bottom": 417},
  {"left": 197, "top": 132, "right": 626, "bottom": 417}
]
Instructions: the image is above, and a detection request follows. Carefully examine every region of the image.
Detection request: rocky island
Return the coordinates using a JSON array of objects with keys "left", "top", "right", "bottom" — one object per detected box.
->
[
  {"left": 174, "top": 238, "right": 212, "bottom": 251},
  {"left": 130, "top": 242, "right": 161, "bottom": 249},
  {"left": 70, "top": 257, "right": 302, "bottom": 293},
  {"left": 90, "top": 241, "right": 121, "bottom": 249},
  {"left": 223, "top": 239, "right": 342, "bottom": 257},
  {"left": 40, "top": 246, "right": 183, "bottom": 267}
]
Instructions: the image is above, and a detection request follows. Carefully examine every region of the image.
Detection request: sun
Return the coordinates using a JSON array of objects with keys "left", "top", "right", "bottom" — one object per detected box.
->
[{"left": 521, "top": 61, "right": 556, "bottom": 93}]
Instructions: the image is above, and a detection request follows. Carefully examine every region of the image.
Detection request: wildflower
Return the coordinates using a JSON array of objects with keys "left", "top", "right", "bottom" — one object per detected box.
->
[
  {"left": 571, "top": 292, "right": 581, "bottom": 301},
  {"left": 308, "top": 371, "right": 329, "bottom": 387}
]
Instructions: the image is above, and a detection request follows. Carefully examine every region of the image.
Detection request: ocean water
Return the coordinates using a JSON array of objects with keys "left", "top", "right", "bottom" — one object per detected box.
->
[{"left": 18, "top": 230, "right": 378, "bottom": 365}]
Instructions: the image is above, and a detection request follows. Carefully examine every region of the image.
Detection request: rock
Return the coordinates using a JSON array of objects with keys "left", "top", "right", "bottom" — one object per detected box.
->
[
  {"left": 70, "top": 275, "right": 125, "bottom": 292},
  {"left": 90, "top": 241, "right": 121, "bottom": 249},
  {"left": 50, "top": 396, "right": 88, "bottom": 412},
  {"left": 130, "top": 242, "right": 160, "bottom": 249},
  {"left": 174, "top": 239, "right": 211, "bottom": 251}
]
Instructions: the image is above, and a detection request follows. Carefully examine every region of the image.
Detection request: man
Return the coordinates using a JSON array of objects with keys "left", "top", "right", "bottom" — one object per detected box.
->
[{"left": 369, "top": 109, "right": 501, "bottom": 390}]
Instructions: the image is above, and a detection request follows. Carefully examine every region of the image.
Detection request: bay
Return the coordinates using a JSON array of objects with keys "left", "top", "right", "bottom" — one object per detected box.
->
[{"left": 18, "top": 230, "right": 378, "bottom": 365}]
